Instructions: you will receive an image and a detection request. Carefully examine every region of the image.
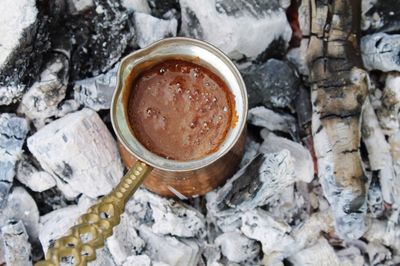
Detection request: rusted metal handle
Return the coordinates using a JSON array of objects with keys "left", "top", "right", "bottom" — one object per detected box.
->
[{"left": 35, "top": 161, "right": 152, "bottom": 266}]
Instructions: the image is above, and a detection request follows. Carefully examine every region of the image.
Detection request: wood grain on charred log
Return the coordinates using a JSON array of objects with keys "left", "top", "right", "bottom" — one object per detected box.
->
[{"left": 307, "top": 0, "right": 369, "bottom": 239}]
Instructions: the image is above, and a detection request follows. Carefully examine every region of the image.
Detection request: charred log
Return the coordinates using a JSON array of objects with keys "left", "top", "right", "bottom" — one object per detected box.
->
[{"left": 307, "top": 0, "right": 369, "bottom": 239}]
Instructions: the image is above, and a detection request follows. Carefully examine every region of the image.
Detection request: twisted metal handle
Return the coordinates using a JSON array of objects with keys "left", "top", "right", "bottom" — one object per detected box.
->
[{"left": 35, "top": 161, "right": 152, "bottom": 266}]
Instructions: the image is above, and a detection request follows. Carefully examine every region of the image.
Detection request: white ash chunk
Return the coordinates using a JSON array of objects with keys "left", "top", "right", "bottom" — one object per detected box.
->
[
  {"left": 361, "top": 0, "right": 400, "bottom": 33},
  {"left": 16, "top": 155, "right": 56, "bottom": 192},
  {"left": 134, "top": 12, "right": 178, "bottom": 48},
  {"left": 259, "top": 131, "right": 314, "bottom": 183},
  {"left": 239, "top": 138, "right": 260, "bottom": 168},
  {"left": 38, "top": 196, "right": 93, "bottom": 253},
  {"left": 215, "top": 231, "right": 260, "bottom": 263},
  {"left": 18, "top": 53, "right": 73, "bottom": 129},
  {"left": 0, "top": 114, "right": 29, "bottom": 206},
  {"left": 377, "top": 73, "right": 400, "bottom": 133},
  {"left": 202, "top": 244, "right": 222, "bottom": 266},
  {"left": 361, "top": 33, "right": 400, "bottom": 72},
  {"left": 138, "top": 225, "right": 201, "bottom": 266},
  {"left": 288, "top": 237, "right": 343, "bottom": 266},
  {"left": 287, "top": 39, "right": 310, "bottom": 76},
  {"left": 27, "top": 108, "right": 124, "bottom": 199},
  {"left": 364, "top": 219, "right": 400, "bottom": 253},
  {"left": 67, "top": 0, "right": 94, "bottom": 15},
  {"left": 74, "top": 64, "right": 118, "bottom": 111},
  {"left": 121, "top": 0, "right": 151, "bottom": 13},
  {"left": 0, "top": 187, "right": 39, "bottom": 242},
  {"left": 336, "top": 245, "right": 365, "bottom": 266},
  {"left": 128, "top": 189, "right": 205, "bottom": 238},
  {"left": 179, "top": 0, "right": 292, "bottom": 60},
  {"left": 364, "top": 242, "right": 392, "bottom": 265},
  {"left": 207, "top": 150, "right": 297, "bottom": 222},
  {"left": 122, "top": 254, "right": 151, "bottom": 266},
  {"left": 248, "top": 106, "right": 297, "bottom": 138},
  {"left": 0, "top": 0, "right": 38, "bottom": 105},
  {"left": 0, "top": 221, "right": 32, "bottom": 266},
  {"left": 106, "top": 213, "right": 145, "bottom": 265},
  {"left": 88, "top": 246, "right": 117, "bottom": 266},
  {"left": 241, "top": 208, "right": 294, "bottom": 263},
  {"left": 362, "top": 99, "right": 394, "bottom": 210}
]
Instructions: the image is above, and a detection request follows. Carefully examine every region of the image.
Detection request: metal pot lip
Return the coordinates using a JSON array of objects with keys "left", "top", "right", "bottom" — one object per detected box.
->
[{"left": 111, "top": 37, "right": 248, "bottom": 172}]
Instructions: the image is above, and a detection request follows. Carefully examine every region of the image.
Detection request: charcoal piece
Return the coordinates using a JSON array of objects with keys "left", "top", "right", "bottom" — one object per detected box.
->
[
  {"left": 134, "top": 12, "right": 178, "bottom": 48},
  {"left": 361, "top": 33, "right": 400, "bottom": 72},
  {"left": 241, "top": 59, "right": 300, "bottom": 109},
  {"left": 73, "top": 64, "right": 118, "bottom": 111},
  {"left": 138, "top": 225, "right": 201, "bottom": 266},
  {"left": 121, "top": 0, "right": 151, "bottom": 13},
  {"left": 147, "top": 0, "right": 180, "bottom": 18},
  {"left": 50, "top": 0, "right": 134, "bottom": 80},
  {"left": 207, "top": 151, "right": 297, "bottom": 217},
  {"left": 215, "top": 231, "right": 260, "bottom": 263},
  {"left": 0, "top": 220, "right": 32, "bottom": 266},
  {"left": 0, "top": 114, "right": 29, "bottom": 206},
  {"left": 106, "top": 213, "right": 145, "bottom": 265},
  {"left": 18, "top": 52, "right": 73, "bottom": 129},
  {"left": 16, "top": 154, "right": 56, "bottom": 193},
  {"left": 0, "top": 0, "right": 49, "bottom": 105},
  {"left": 179, "top": 0, "right": 292, "bottom": 60},
  {"left": 0, "top": 187, "right": 40, "bottom": 242},
  {"left": 215, "top": 0, "right": 280, "bottom": 17},
  {"left": 362, "top": 0, "right": 400, "bottom": 33}
]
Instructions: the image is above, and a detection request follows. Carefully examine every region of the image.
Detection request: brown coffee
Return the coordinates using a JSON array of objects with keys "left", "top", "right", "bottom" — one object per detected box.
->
[{"left": 127, "top": 59, "right": 234, "bottom": 161}]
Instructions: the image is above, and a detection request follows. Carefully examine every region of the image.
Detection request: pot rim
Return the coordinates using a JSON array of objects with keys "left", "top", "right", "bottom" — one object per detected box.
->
[{"left": 111, "top": 37, "right": 248, "bottom": 172}]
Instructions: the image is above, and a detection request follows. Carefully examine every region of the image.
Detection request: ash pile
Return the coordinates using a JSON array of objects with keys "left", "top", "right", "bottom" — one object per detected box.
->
[{"left": 1, "top": 0, "right": 400, "bottom": 265}]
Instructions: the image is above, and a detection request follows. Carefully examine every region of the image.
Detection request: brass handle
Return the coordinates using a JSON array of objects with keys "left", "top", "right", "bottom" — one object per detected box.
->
[{"left": 35, "top": 161, "right": 152, "bottom": 266}]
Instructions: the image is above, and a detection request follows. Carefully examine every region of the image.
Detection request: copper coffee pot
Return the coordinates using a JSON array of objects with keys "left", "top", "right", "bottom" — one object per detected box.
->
[{"left": 36, "top": 37, "right": 248, "bottom": 266}]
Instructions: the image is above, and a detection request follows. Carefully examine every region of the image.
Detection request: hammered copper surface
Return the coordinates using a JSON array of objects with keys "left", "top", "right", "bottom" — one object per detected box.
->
[{"left": 118, "top": 127, "right": 246, "bottom": 197}]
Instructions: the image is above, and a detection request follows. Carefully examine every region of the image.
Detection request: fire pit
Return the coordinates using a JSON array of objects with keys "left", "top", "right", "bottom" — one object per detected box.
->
[{"left": 0, "top": 0, "right": 399, "bottom": 265}]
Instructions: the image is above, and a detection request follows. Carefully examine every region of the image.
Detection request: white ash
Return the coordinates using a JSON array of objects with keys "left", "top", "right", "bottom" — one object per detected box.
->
[
  {"left": 215, "top": 231, "right": 260, "bottom": 263},
  {"left": 288, "top": 237, "right": 344, "bottom": 266},
  {"left": 201, "top": 244, "right": 222, "bottom": 266},
  {"left": 138, "top": 225, "right": 201, "bottom": 266},
  {"left": 364, "top": 219, "right": 400, "bottom": 254},
  {"left": 179, "top": 0, "right": 292, "bottom": 60},
  {"left": 364, "top": 242, "right": 392, "bottom": 265},
  {"left": 38, "top": 195, "right": 93, "bottom": 253},
  {"left": 241, "top": 208, "right": 294, "bottom": 263},
  {"left": 0, "top": 113, "right": 29, "bottom": 206},
  {"left": 361, "top": 0, "right": 400, "bottom": 33},
  {"left": 122, "top": 254, "right": 151, "bottom": 266},
  {"left": 16, "top": 154, "right": 56, "bottom": 192},
  {"left": 367, "top": 175, "right": 385, "bottom": 218},
  {"left": 127, "top": 189, "right": 205, "bottom": 238},
  {"left": 0, "top": 187, "right": 40, "bottom": 241},
  {"left": 74, "top": 64, "right": 118, "bottom": 111},
  {"left": 67, "top": 0, "right": 94, "bottom": 15},
  {"left": 248, "top": 106, "right": 298, "bottom": 138},
  {"left": 259, "top": 131, "right": 314, "bottom": 183},
  {"left": 27, "top": 108, "right": 124, "bottom": 199},
  {"left": 239, "top": 138, "right": 260, "bottom": 168},
  {"left": 121, "top": 0, "right": 151, "bottom": 13},
  {"left": 134, "top": 12, "right": 178, "bottom": 48},
  {"left": 18, "top": 53, "right": 73, "bottom": 129},
  {"left": 362, "top": 99, "right": 394, "bottom": 204},
  {"left": 361, "top": 33, "right": 400, "bottom": 72},
  {"left": 0, "top": 220, "right": 32, "bottom": 266},
  {"left": 287, "top": 39, "right": 310, "bottom": 76},
  {"left": 207, "top": 150, "right": 302, "bottom": 233},
  {"left": 106, "top": 213, "right": 145, "bottom": 265},
  {"left": 376, "top": 73, "right": 400, "bottom": 133},
  {"left": 88, "top": 246, "right": 117, "bottom": 266},
  {"left": 336, "top": 245, "right": 365, "bottom": 266}
]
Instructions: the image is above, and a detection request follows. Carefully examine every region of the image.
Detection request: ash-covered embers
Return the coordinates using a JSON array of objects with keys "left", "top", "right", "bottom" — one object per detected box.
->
[{"left": 0, "top": 0, "right": 49, "bottom": 106}]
